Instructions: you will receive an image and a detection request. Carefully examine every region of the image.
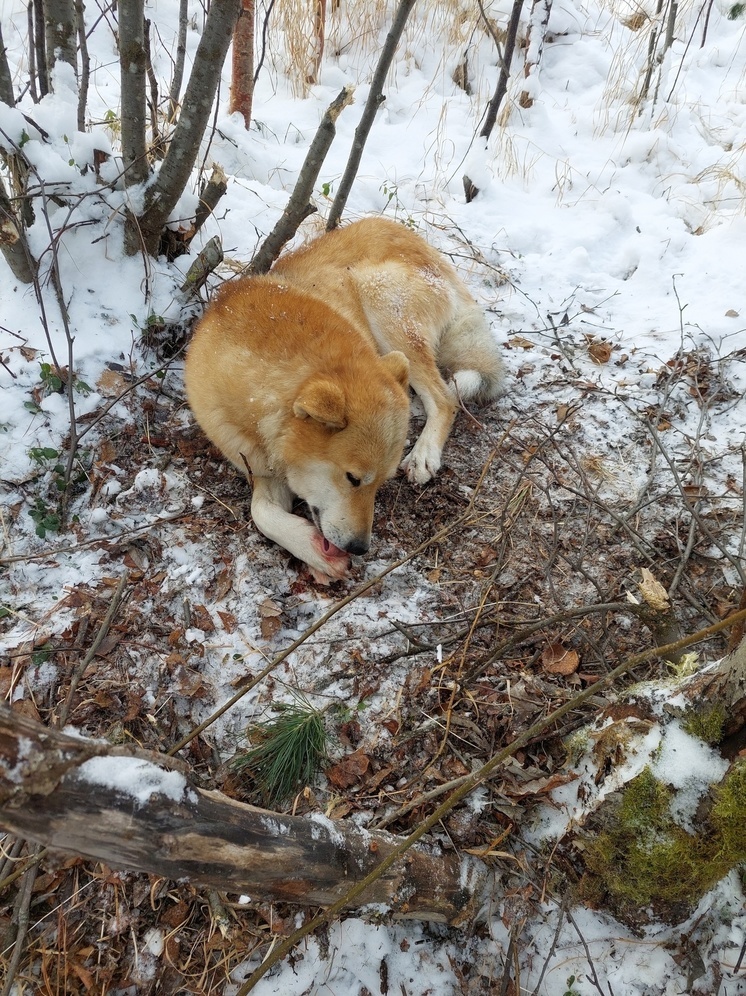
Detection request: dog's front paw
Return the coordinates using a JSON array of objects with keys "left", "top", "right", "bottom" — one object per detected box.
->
[
  {"left": 308, "top": 533, "right": 351, "bottom": 582},
  {"left": 400, "top": 440, "right": 441, "bottom": 484}
]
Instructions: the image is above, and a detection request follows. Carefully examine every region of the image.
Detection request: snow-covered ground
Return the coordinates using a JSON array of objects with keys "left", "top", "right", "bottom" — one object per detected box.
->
[{"left": 1, "top": 0, "right": 746, "bottom": 991}]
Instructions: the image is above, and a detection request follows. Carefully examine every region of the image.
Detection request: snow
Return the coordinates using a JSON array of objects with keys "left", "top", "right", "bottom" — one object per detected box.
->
[
  {"left": 78, "top": 755, "right": 197, "bottom": 808},
  {"left": 1, "top": 0, "right": 746, "bottom": 991}
]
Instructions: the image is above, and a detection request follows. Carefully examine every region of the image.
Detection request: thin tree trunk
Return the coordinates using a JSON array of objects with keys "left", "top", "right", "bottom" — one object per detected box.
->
[
  {"left": 75, "top": 0, "right": 89, "bottom": 130},
  {"left": 479, "top": 0, "right": 524, "bottom": 140},
  {"left": 248, "top": 85, "right": 353, "bottom": 274},
  {"left": 119, "top": 0, "right": 149, "bottom": 187},
  {"left": 326, "top": 0, "right": 417, "bottom": 230},
  {"left": 229, "top": 0, "right": 255, "bottom": 127},
  {"left": 33, "top": 0, "right": 49, "bottom": 97},
  {"left": 125, "top": 0, "right": 240, "bottom": 256},
  {"left": 0, "top": 22, "right": 14, "bottom": 106},
  {"left": 518, "top": 0, "right": 552, "bottom": 109},
  {"left": 0, "top": 703, "right": 490, "bottom": 924},
  {"left": 44, "top": 0, "right": 78, "bottom": 76},
  {"left": 0, "top": 175, "right": 36, "bottom": 283},
  {"left": 168, "top": 0, "right": 189, "bottom": 122}
]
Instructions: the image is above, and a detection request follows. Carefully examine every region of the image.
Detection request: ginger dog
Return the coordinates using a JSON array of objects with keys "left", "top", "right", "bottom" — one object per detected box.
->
[{"left": 185, "top": 217, "right": 504, "bottom": 581}]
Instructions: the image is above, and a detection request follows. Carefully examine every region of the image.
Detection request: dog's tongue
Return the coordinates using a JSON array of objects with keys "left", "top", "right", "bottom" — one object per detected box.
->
[{"left": 321, "top": 537, "right": 346, "bottom": 558}]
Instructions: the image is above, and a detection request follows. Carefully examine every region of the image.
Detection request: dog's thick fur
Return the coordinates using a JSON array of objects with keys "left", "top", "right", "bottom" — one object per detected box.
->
[{"left": 185, "top": 217, "right": 504, "bottom": 580}]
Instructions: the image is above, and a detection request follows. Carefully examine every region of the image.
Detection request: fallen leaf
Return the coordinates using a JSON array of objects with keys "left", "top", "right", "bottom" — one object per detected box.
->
[
  {"left": 259, "top": 598, "right": 283, "bottom": 639},
  {"left": 191, "top": 603, "right": 215, "bottom": 632},
  {"left": 541, "top": 642, "right": 580, "bottom": 675},
  {"left": 725, "top": 309, "right": 739, "bottom": 318},
  {"left": 97, "top": 439, "right": 118, "bottom": 464},
  {"left": 326, "top": 749, "right": 370, "bottom": 789},
  {"left": 97, "top": 368, "right": 129, "bottom": 398},
  {"left": 217, "top": 609, "right": 238, "bottom": 632},
  {"left": 508, "top": 335, "right": 535, "bottom": 350},
  {"left": 588, "top": 340, "right": 613, "bottom": 363}
]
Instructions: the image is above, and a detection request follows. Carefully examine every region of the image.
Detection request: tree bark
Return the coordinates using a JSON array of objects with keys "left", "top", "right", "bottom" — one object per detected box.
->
[
  {"left": 229, "top": 0, "right": 255, "bottom": 127},
  {"left": 326, "top": 0, "right": 417, "bottom": 230},
  {"left": 119, "top": 0, "right": 149, "bottom": 187},
  {"left": 75, "top": 0, "right": 90, "bottom": 131},
  {"left": 0, "top": 703, "right": 489, "bottom": 924},
  {"left": 43, "top": 0, "right": 78, "bottom": 77},
  {"left": 0, "top": 21, "right": 14, "bottom": 106},
  {"left": 168, "top": 0, "right": 189, "bottom": 122},
  {"left": 0, "top": 174, "right": 36, "bottom": 283},
  {"left": 33, "top": 0, "right": 49, "bottom": 98},
  {"left": 307, "top": 0, "right": 326, "bottom": 84},
  {"left": 124, "top": 0, "right": 241, "bottom": 256}
]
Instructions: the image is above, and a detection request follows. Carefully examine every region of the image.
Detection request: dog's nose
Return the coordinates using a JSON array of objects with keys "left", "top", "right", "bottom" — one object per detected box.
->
[{"left": 345, "top": 538, "right": 370, "bottom": 556}]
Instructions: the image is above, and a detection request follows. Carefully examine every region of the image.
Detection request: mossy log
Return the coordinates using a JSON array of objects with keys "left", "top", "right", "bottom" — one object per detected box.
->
[
  {"left": 0, "top": 704, "right": 490, "bottom": 924},
  {"left": 559, "top": 639, "right": 746, "bottom": 926}
]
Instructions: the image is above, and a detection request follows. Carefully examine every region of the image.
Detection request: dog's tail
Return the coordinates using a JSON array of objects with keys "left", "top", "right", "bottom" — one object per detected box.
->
[{"left": 438, "top": 303, "right": 506, "bottom": 403}]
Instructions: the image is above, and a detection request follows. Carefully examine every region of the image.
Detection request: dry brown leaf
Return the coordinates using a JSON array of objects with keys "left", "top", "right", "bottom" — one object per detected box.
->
[
  {"left": 508, "top": 335, "right": 535, "bottom": 350},
  {"left": 97, "top": 439, "right": 118, "bottom": 464},
  {"left": 259, "top": 597, "right": 282, "bottom": 639},
  {"left": 326, "top": 749, "right": 370, "bottom": 789},
  {"left": 191, "top": 603, "right": 215, "bottom": 632},
  {"left": 588, "top": 340, "right": 613, "bottom": 364},
  {"left": 541, "top": 642, "right": 580, "bottom": 675},
  {"left": 96, "top": 368, "right": 129, "bottom": 398},
  {"left": 217, "top": 609, "right": 238, "bottom": 632}
]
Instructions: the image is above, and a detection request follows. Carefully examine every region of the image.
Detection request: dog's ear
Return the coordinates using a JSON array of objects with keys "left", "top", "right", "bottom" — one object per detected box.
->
[
  {"left": 381, "top": 350, "right": 409, "bottom": 391},
  {"left": 293, "top": 378, "right": 347, "bottom": 429}
]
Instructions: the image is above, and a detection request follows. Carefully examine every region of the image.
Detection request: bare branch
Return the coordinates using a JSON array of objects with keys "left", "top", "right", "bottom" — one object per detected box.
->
[
  {"left": 247, "top": 85, "right": 354, "bottom": 274},
  {"left": 326, "top": 0, "right": 416, "bottom": 230},
  {"left": 167, "top": 0, "right": 189, "bottom": 122}
]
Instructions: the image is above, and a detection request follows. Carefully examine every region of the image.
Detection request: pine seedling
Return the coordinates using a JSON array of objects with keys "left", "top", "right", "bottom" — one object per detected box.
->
[{"left": 232, "top": 700, "right": 328, "bottom": 806}]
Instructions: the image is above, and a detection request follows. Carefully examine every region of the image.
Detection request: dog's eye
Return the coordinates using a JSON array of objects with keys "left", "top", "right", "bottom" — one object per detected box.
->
[{"left": 346, "top": 473, "right": 361, "bottom": 487}]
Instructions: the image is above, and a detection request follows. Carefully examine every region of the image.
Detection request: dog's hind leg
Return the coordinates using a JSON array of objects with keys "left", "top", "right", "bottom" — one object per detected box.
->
[{"left": 250, "top": 476, "right": 351, "bottom": 582}]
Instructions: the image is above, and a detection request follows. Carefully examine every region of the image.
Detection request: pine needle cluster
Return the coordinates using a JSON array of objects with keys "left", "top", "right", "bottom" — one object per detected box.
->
[{"left": 232, "top": 701, "right": 329, "bottom": 806}]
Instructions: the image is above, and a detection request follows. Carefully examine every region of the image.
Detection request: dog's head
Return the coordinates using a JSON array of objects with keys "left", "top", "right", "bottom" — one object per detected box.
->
[{"left": 282, "top": 351, "right": 410, "bottom": 555}]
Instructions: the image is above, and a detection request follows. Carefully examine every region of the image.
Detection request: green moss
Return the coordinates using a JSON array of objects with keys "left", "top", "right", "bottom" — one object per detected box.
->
[
  {"left": 582, "top": 766, "right": 739, "bottom": 918},
  {"left": 711, "top": 760, "right": 746, "bottom": 860},
  {"left": 681, "top": 704, "right": 726, "bottom": 745}
]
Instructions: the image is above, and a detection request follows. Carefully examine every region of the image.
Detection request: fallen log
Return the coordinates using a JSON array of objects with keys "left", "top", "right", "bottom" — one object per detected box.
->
[{"left": 0, "top": 703, "right": 489, "bottom": 924}]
